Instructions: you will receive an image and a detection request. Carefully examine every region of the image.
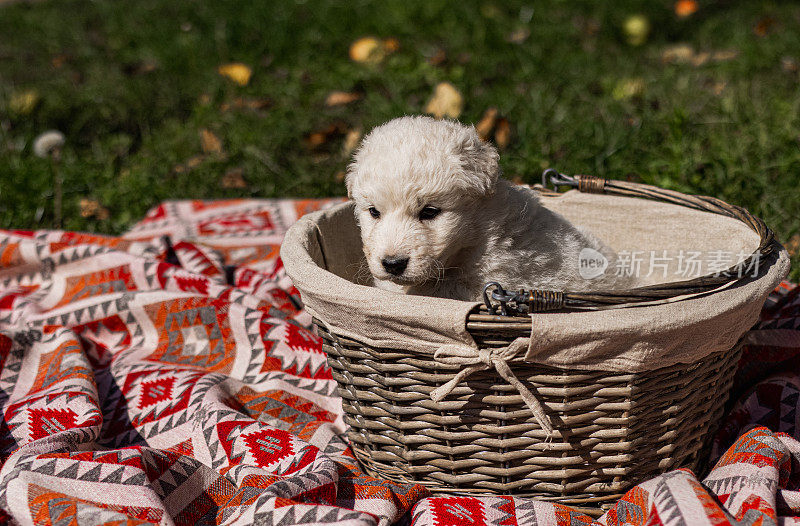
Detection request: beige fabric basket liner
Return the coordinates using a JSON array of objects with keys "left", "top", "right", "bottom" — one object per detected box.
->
[{"left": 281, "top": 190, "right": 790, "bottom": 372}]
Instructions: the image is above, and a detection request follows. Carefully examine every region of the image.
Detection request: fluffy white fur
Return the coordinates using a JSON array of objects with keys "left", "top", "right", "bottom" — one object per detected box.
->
[{"left": 345, "top": 115, "right": 630, "bottom": 301}]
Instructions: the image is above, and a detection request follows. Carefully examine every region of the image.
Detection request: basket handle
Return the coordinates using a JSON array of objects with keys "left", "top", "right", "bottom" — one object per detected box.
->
[{"left": 484, "top": 170, "right": 778, "bottom": 314}]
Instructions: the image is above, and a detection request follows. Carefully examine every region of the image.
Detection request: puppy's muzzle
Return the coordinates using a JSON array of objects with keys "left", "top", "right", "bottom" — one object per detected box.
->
[{"left": 381, "top": 256, "right": 409, "bottom": 276}]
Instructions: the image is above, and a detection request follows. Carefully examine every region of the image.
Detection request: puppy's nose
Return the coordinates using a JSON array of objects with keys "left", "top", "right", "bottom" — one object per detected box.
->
[{"left": 381, "top": 256, "right": 409, "bottom": 276}]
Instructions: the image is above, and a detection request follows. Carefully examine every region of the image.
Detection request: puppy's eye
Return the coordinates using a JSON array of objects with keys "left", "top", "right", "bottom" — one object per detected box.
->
[
  {"left": 418, "top": 206, "right": 441, "bottom": 221},
  {"left": 368, "top": 206, "right": 381, "bottom": 219}
]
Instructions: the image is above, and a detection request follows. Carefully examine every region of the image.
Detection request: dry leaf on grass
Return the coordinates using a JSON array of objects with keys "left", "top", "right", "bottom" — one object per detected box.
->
[
  {"left": 662, "top": 45, "right": 738, "bottom": 66},
  {"left": 786, "top": 234, "right": 800, "bottom": 257},
  {"left": 51, "top": 54, "right": 68, "bottom": 69},
  {"left": 80, "top": 198, "right": 110, "bottom": 220},
  {"left": 349, "top": 36, "right": 399, "bottom": 63},
  {"left": 200, "top": 129, "right": 223, "bottom": 155},
  {"left": 754, "top": 17, "right": 776, "bottom": 37},
  {"left": 476, "top": 108, "right": 498, "bottom": 140},
  {"left": 325, "top": 91, "right": 362, "bottom": 107},
  {"left": 662, "top": 44, "right": 695, "bottom": 63},
  {"left": 782, "top": 57, "right": 799, "bottom": 73},
  {"left": 709, "top": 81, "right": 727, "bottom": 95},
  {"left": 612, "top": 78, "right": 645, "bottom": 100},
  {"left": 218, "top": 63, "right": 252, "bottom": 86},
  {"left": 712, "top": 50, "right": 738, "bottom": 61},
  {"left": 611, "top": 78, "right": 645, "bottom": 100},
  {"left": 383, "top": 38, "right": 400, "bottom": 53},
  {"left": 221, "top": 168, "right": 247, "bottom": 189},
  {"left": 424, "top": 82, "right": 463, "bottom": 119},
  {"left": 186, "top": 156, "right": 204, "bottom": 169},
  {"left": 343, "top": 129, "right": 362, "bottom": 156},
  {"left": 304, "top": 122, "right": 349, "bottom": 151},
  {"left": 494, "top": 118, "right": 511, "bottom": 149},
  {"left": 9, "top": 90, "right": 39, "bottom": 115},
  {"left": 349, "top": 37, "right": 385, "bottom": 64},
  {"left": 426, "top": 48, "right": 447, "bottom": 66},
  {"left": 623, "top": 15, "right": 650, "bottom": 46},
  {"left": 674, "top": 0, "right": 698, "bottom": 18},
  {"left": 173, "top": 155, "right": 205, "bottom": 174},
  {"left": 691, "top": 52, "right": 711, "bottom": 67},
  {"left": 506, "top": 28, "right": 530, "bottom": 44}
]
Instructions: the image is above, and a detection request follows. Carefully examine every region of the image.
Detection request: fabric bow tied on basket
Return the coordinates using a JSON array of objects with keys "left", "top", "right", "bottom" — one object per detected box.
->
[{"left": 429, "top": 338, "right": 555, "bottom": 436}]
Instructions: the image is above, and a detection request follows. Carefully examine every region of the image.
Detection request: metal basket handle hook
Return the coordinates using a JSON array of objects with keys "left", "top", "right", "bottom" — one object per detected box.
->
[{"left": 541, "top": 169, "right": 578, "bottom": 190}]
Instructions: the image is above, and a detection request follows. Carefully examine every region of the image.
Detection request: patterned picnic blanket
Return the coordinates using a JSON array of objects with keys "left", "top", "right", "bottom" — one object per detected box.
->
[{"left": 0, "top": 197, "right": 798, "bottom": 526}]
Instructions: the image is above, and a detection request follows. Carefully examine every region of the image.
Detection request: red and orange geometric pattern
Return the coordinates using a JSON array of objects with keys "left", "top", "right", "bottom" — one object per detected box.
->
[{"left": 0, "top": 197, "right": 798, "bottom": 525}]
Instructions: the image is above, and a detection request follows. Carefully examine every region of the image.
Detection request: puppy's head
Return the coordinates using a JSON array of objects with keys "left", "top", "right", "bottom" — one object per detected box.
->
[{"left": 345, "top": 115, "right": 500, "bottom": 289}]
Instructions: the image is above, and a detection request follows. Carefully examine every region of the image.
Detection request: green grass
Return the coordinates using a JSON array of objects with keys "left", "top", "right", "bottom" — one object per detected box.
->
[{"left": 1, "top": 0, "right": 798, "bottom": 278}]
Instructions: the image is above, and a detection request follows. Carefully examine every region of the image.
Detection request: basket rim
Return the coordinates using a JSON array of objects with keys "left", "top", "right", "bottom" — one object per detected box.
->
[
  {"left": 481, "top": 170, "right": 778, "bottom": 315},
  {"left": 281, "top": 181, "right": 789, "bottom": 373}
]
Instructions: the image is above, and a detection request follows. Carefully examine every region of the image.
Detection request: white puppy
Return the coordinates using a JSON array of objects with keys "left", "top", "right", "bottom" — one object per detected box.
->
[{"left": 345, "top": 115, "right": 629, "bottom": 301}]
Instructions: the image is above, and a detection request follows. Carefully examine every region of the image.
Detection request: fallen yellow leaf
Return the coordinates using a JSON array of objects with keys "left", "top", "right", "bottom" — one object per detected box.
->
[
  {"left": 343, "top": 129, "right": 362, "bottom": 156},
  {"left": 710, "top": 81, "right": 727, "bottom": 95},
  {"left": 349, "top": 37, "right": 384, "bottom": 64},
  {"left": 663, "top": 45, "right": 739, "bottom": 66},
  {"left": 612, "top": 78, "right": 645, "bottom": 100},
  {"left": 218, "top": 63, "right": 252, "bottom": 86},
  {"left": 325, "top": 91, "right": 362, "bottom": 107},
  {"left": 424, "top": 82, "right": 463, "bottom": 119},
  {"left": 623, "top": 15, "right": 650, "bottom": 46},
  {"left": 494, "top": 118, "right": 511, "bottom": 149},
  {"left": 79, "top": 198, "right": 110, "bottom": 220},
  {"left": 674, "top": 0, "right": 698, "bottom": 18},
  {"left": 382, "top": 38, "right": 400, "bottom": 53},
  {"left": 782, "top": 57, "right": 799, "bottom": 73},
  {"left": 221, "top": 168, "right": 247, "bottom": 189},
  {"left": 186, "top": 155, "right": 205, "bottom": 169},
  {"left": 506, "top": 28, "right": 530, "bottom": 44},
  {"left": 786, "top": 234, "right": 800, "bottom": 257},
  {"left": 691, "top": 52, "right": 711, "bottom": 67},
  {"left": 427, "top": 48, "right": 447, "bottom": 66},
  {"left": 712, "top": 50, "right": 738, "bottom": 61},
  {"left": 662, "top": 44, "right": 696, "bottom": 64},
  {"left": 476, "top": 108, "right": 498, "bottom": 140},
  {"left": 754, "top": 17, "right": 776, "bottom": 37},
  {"left": 304, "top": 122, "right": 349, "bottom": 151},
  {"left": 200, "top": 129, "right": 223, "bottom": 154},
  {"left": 9, "top": 90, "right": 40, "bottom": 115},
  {"left": 51, "top": 54, "right": 68, "bottom": 69}
]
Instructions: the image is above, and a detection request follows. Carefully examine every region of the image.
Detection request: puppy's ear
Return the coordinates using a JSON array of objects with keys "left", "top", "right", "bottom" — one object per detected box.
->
[{"left": 457, "top": 127, "right": 500, "bottom": 195}]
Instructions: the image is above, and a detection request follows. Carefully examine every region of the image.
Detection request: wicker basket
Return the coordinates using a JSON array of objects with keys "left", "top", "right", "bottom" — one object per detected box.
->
[
  {"left": 282, "top": 172, "right": 788, "bottom": 516},
  {"left": 317, "top": 323, "right": 741, "bottom": 515}
]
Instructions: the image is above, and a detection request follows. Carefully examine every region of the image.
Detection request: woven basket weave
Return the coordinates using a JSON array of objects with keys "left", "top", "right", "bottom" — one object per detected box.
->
[
  {"left": 317, "top": 322, "right": 741, "bottom": 515},
  {"left": 287, "top": 173, "right": 784, "bottom": 517}
]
